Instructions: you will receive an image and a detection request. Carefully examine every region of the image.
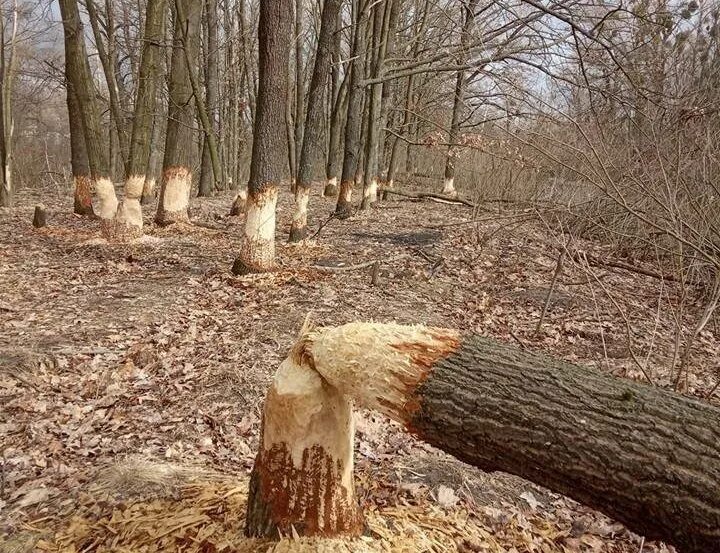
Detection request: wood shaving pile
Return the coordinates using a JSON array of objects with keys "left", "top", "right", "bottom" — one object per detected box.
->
[{"left": 9, "top": 471, "right": 606, "bottom": 553}]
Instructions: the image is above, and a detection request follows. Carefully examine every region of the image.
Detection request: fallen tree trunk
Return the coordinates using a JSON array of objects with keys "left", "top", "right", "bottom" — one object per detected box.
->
[
  {"left": 250, "top": 322, "right": 720, "bottom": 551},
  {"left": 378, "top": 187, "right": 476, "bottom": 208}
]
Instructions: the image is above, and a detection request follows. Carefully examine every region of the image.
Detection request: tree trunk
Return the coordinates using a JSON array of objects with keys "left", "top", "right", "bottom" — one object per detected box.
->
[
  {"left": 142, "top": 98, "right": 166, "bottom": 204},
  {"left": 155, "top": 0, "right": 202, "bottom": 226},
  {"left": 382, "top": 0, "right": 428, "bottom": 199},
  {"left": 112, "top": 0, "right": 167, "bottom": 240},
  {"left": 199, "top": 0, "right": 221, "bottom": 196},
  {"left": 245, "top": 354, "right": 364, "bottom": 538},
  {"left": 59, "top": 0, "right": 117, "bottom": 230},
  {"left": 441, "top": 0, "right": 479, "bottom": 197},
  {"left": 32, "top": 205, "right": 46, "bottom": 228},
  {"left": 231, "top": 0, "right": 292, "bottom": 274},
  {"left": 292, "top": 0, "right": 305, "bottom": 188},
  {"left": 361, "top": 0, "right": 397, "bottom": 209},
  {"left": 323, "top": 9, "right": 345, "bottom": 197},
  {"left": 295, "top": 322, "right": 720, "bottom": 553},
  {"left": 85, "top": 0, "right": 130, "bottom": 170},
  {"left": 66, "top": 86, "right": 94, "bottom": 216},
  {"left": 289, "top": 0, "right": 342, "bottom": 242},
  {"left": 335, "top": 0, "right": 368, "bottom": 217},
  {"left": 0, "top": 2, "right": 17, "bottom": 209}
]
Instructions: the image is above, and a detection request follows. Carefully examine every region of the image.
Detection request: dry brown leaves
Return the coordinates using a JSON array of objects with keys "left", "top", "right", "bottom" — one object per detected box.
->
[{"left": 0, "top": 185, "right": 697, "bottom": 552}]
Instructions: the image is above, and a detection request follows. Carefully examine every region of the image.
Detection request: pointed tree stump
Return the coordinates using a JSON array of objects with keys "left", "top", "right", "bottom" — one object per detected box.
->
[
  {"left": 245, "top": 346, "right": 364, "bottom": 538},
  {"left": 248, "top": 322, "right": 720, "bottom": 552}
]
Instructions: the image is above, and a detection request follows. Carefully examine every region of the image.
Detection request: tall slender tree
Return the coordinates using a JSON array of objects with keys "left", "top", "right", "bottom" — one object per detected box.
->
[
  {"left": 113, "top": 0, "right": 167, "bottom": 238},
  {"left": 199, "top": 0, "right": 221, "bottom": 196},
  {"left": 289, "top": 0, "right": 343, "bottom": 241},
  {"left": 324, "top": 11, "right": 346, "bottom": 197},
  {"left": 232, "top": 0, "right": 292, "bottom": 274},
  {"left": 441, "top": 0, "right": 479, "bottom": 197},
  {"left": 66, "top": 82, "right": 93, "bottom": 215},
  {"left": 59, "top": 0, "right": 117, "bottom": 228},
  {"left": 335, "top": 0, "right": 368, "bottom": 217},
  {"left": 155, "top": 0, "right": 202, "bottom": 226},
  {"left": 360, "top": 0, "right": 396, "bottom": 209}
]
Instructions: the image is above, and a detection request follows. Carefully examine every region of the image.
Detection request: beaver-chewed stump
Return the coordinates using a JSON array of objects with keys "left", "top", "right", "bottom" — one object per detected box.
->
[
  {"left": 244, "top": 342, "right": 364, "bottom": 538},
  {"left": 246, "top": 322, "right": 720, "bottom": 552}
]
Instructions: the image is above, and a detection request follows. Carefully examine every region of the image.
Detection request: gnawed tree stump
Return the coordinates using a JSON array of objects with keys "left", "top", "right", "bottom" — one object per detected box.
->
[
  {"left": 33, "top": 205, "right": 47, "bottom": 228},
  {"left": 250, "top": 322, "right": 720, "bottom": 552},
  {"left": 245, "top": 349, "right": 364, "bottom": 538},
  {"left": 229, "top": 189, "right": 247, "bottom": 216}
]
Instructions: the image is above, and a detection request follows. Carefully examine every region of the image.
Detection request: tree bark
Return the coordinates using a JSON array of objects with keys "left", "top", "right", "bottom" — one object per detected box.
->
[
  {"left": 32, "top": 205, "right": 46, "bottom": 228},
  {"left": 111, "top": 0, "right": 167, "bottom": 240},
  {"left": 66, "top": 86, "right": 94, "bottom": 216},
  {"left": 335, "top": 0, "right": 368, "bottom": 217},
  {"left": 382, "top": 0, "right": 429, "bottom": 199},
  {"left": 231, "top": 0, "right": 292, "bottom": 274},
  {"left": 0, "top": 2, "right": 17, "bottom": 209},
  {"left": 85, "top": 0, "right": 130, "bottom": 170},
  {"left": 292, "top": 0, "right": 305, "bottom": 189},
  {"left": 289, "top": 0, "right": 342, "bottom": 242},
  {"left": 199, "top": 0, "right": 221, "bottom": 196},
  {"left": 441, "top": 0, "right": 479, "bottom": 197},
  {"left": 155, "top": 0, "right": 202, "bottom": 226},
  {"left": 323, "top": 9, "right": 345, "bottom": 197},
  {"left": 297, "top": 322, "right": 720, "bottom": 553},
  {"left": 360, "top": 0, "right": 397, "bottom": 209},
  {"left": 59, "top": 0, "right": 117, "bottom": 228}
]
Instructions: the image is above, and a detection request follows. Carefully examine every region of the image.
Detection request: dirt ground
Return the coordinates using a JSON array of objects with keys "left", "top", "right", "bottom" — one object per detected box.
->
[{"left": 2, "top": 183, "right": 716, "bottom": 552}]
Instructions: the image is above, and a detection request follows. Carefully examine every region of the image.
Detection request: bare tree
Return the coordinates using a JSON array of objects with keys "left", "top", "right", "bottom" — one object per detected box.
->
[
  {"left": 231, "top": 0, "right": 292, "bottom": 274},
  {"left": 155, "top": 0, "right": 201, "bottom": 226},
  {"left": 289, "top": 0, "right": 342, "bottom": 241}
]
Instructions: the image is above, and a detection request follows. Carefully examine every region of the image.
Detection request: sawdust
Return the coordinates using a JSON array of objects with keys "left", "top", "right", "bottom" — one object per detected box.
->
[{"left": 3, "top": 461, "right": 617, "bottom": 553}]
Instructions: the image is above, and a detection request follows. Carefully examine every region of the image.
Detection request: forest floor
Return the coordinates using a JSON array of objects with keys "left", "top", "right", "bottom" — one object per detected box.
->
[{"left": 2, "top": 183, "right": 718, "bottom": 553}]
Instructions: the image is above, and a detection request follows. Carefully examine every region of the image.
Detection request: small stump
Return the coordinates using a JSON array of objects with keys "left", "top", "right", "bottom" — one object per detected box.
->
[{"left": 33, "top": 205, "right": 47, "bottom": 228}]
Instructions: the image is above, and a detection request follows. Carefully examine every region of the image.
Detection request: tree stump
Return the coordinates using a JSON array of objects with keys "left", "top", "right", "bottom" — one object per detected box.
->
[
  {"left": 229, "top": 189, "right": 247, "bottom": 216},
  {"left": 33, "top": 205, "right": 47, "bottom": 228},
  {"left": 264, "top": 322, "right": 720, "bottom": 553},
  {"left": 245, "top": 349, "right": 364, "bottom": 538}
]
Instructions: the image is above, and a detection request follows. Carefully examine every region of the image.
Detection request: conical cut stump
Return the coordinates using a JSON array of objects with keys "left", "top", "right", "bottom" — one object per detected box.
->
[{"left": 245, "top": 350, "right": 364, "bottom": 538}]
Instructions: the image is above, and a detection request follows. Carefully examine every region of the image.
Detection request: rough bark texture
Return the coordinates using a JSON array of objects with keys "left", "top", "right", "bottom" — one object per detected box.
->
[
  {"left": 410, "top": 336, "right": 720, "bottom": 553},
  {"left": 32, "top": 205, "right": 46, "bottom": 228},
  {"left": 232, "top": 0, "right": 291, "bottom": 274},
  {"left": 107, "top": 0, "right": 167, "bottom": 240},
  {"left": 289, "top": 0, "right": 342, "bottom": 242},
  {"left": 324, "top": 12, "right": 345, "bottom": 198},
  {"left": 441, "top": 0, "right": 479, "bottom": 197},
  {"left": 67, "top": 90, "right": 94, "bottom": 216},
  {"left": 360, "top": 0, "right": 396, "bottom": 210},
  {"left": 199, "top": 0, "right": 221, "bottom": 196},
  {"left": 155, "top": 0, "right": 202, "bottom": 226},
  {"left": 335, "top": 0, "right": 368, "bottom": 217},
  {"left": 301, "top": 322, "right": 720, "bottom": 553},
  {"left": 245, "top": 357, "right": 363, "bottom": 538},
  {"left": 85, "top": 0, "right": 130, "bottom": 169},
  {"left": 59, "top": 0, "right": 115, "bottom": 220}
]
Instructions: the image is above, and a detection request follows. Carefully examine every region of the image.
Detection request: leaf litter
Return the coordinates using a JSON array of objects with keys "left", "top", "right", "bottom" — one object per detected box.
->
[{"left": 0, "top": 184, "right": 701, "bottom": 552}]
